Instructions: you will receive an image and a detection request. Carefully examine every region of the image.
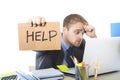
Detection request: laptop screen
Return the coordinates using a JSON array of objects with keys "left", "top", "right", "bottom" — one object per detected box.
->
[{"left": 83, "top": 37, "right": 120, "bottom": 76}]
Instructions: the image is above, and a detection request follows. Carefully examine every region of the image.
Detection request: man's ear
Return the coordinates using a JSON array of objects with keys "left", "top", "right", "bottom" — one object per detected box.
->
[{"left": 62, "top": 27, "right": 67, "bottom": 32}]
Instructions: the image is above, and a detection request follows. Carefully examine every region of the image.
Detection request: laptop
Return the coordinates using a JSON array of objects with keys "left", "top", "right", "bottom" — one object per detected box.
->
[
  {"left": 83, "top": 37, "right": 120, "bottom": 76},
  {"left": 64, "top": 37, "right": 120, "bottom": 76}
]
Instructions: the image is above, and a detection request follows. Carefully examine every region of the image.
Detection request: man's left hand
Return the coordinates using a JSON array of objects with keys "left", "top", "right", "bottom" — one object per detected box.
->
[{"left": 84, "top": 25, "right": 97, "bottom": 38}]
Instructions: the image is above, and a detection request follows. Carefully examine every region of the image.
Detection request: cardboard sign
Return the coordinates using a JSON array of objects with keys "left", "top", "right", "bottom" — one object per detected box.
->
[{"left": 18, "top": 22, "right": 61, "bottom": 50}]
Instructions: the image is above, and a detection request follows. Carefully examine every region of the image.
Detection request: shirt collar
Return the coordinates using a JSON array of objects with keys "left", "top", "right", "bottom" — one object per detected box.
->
[{"left": 61, "top": 37, "right": 69, "bottom": 52}]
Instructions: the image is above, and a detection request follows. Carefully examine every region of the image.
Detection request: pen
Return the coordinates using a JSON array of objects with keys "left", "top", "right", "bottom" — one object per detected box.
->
[{"left": 70, "top": 56, "right": 79, "bottom": 65}]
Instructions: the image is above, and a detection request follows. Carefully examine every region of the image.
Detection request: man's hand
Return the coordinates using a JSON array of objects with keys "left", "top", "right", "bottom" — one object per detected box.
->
[
  {"left": 84, "top": 25, "right": 97, "bottom": 38},
  {"left": 29, "top": 16, "right": 46, "bottom": 27}
]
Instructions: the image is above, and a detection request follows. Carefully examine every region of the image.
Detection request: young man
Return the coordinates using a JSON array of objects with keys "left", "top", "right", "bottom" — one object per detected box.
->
[{"left": 32, "top": 14, "right": 97, "bottom": 69}]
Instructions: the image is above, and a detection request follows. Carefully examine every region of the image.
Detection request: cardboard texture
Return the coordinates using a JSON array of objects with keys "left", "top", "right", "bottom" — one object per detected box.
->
[{"left": 18, "top": 22, "right": 61, "bottom": 50}]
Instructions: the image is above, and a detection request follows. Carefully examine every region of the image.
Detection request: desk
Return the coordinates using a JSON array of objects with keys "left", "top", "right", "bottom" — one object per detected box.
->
[
  {"left": 1, "top": 71, "right": 120, "bottom": 80},
  {"left": 64, "top": 71, "right": 120, "bottom": 80},
  {"left": 25, "top": 66, "right": 120, "bottom": 80},
  {"left": 29, "top": 66, "right": 120, "bottom": 80}
]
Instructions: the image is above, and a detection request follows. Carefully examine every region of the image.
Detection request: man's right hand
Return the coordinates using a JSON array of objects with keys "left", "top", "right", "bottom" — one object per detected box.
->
[{"left": 29, "top": 16, "right": 46, "bottom": 27}]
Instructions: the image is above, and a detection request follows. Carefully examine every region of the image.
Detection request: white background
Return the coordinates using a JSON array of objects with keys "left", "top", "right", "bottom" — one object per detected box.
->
[{"left": 0, "top": 0, "right": 120, "bottom": 73}]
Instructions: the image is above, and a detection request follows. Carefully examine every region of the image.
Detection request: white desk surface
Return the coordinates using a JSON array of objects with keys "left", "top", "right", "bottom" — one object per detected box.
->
[
  {"left": 28, "top": 66, "right": 120, "bottom": 80},
  {"left": 64, "top": 71, "right": 120, "bottom": 80}
]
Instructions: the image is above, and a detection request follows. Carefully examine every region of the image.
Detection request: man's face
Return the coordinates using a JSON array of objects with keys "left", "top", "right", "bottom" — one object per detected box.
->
[{"left": 63, "top": 22, "right": 85, "bottom": 47}]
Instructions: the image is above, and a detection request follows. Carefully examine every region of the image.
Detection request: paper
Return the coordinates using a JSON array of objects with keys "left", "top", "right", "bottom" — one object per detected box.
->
[
  {"left": 18, "top": 22, "right": 61, "bottom": 50},
  {"left": 57, "top": 64, "right": 70, "bottom": 72}
]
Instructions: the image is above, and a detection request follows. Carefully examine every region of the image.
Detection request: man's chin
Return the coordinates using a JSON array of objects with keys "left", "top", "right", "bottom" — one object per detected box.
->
[
  {"left": 74, "top": 41, "right": 82, "bottom": 47},
  {"left": 74, "top": 44, "right": 81, "bottom": 47}
]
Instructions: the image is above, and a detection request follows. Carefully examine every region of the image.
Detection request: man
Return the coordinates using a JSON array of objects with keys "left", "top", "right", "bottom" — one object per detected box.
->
[{"left": 31, "top": 14, "right": 97, "bottom": 69}]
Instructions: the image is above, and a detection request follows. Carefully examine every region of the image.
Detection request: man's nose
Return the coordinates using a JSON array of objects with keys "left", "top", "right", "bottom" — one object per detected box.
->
[{"left": 78, "top": 33, "right": 83, "bottom": 39}]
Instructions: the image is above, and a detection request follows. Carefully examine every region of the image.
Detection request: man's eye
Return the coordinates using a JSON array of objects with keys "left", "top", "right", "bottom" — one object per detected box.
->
[
  {"left": 75, "top": 30, "right": 85, "bottom": 35},
  {"left": 75, "top": 31, "right": 81, "bottom": 34}
]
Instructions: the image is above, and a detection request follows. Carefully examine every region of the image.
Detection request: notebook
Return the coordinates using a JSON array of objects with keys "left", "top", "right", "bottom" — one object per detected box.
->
[{"left": 30, "top": 68, "right": 64, "bottom": 80}]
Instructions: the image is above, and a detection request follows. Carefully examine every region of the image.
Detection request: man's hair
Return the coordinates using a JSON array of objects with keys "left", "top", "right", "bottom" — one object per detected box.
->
[{"left": 63, "top": 14, "right": 88, "bottom": 28}]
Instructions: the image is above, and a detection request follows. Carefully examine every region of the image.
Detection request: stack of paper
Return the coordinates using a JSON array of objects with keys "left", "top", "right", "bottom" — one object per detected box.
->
[{"left": 31, "top": 68, "right": 64, "bottom": 80}]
